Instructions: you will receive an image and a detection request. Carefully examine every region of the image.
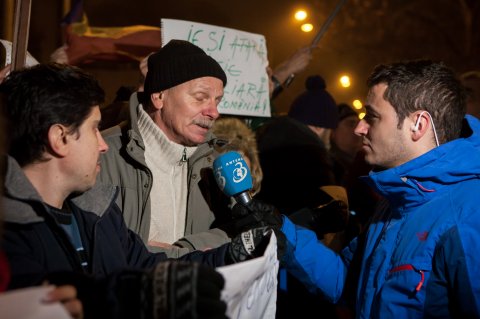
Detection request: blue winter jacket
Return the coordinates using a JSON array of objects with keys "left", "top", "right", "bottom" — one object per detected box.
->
[
  {"left": 1, "top": 156, "right": 228, "bottom": 289},
  {"left": 281, "top": 115, "right": 480, "bottom": 318}
]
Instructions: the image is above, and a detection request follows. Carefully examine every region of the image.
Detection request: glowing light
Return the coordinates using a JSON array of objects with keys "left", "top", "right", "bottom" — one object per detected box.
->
[
  {"left": 295, "top": 10, "right": 307, "bottom": 21},
  {"left": 339, "top": 75, "right": 351, "bottom": 88},
  {"left": 352, "top": 99, "right": 363, "bottom": 109},
  {"left": 359, "top": 112, "right": 366, "bottom": 120},
  {"left": 301, "top": 23, "right": 313, "bottom": 32}
]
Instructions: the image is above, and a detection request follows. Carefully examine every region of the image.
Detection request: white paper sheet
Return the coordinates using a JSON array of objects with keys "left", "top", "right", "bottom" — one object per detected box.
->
[
  {"left": 0, "top": 285, "right": 72, "bottom": 319},
  {"left": 217, "top": 232, "right": 279, "bottom": 319}
]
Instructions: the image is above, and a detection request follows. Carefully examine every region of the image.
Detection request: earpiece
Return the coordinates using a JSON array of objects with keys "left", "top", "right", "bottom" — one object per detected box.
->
[
  {"left": 411, "top": 111, "right": 427, "bottom": 132},
  {"left": 410, "top": 110, "right": 440, "bottom": 147}
]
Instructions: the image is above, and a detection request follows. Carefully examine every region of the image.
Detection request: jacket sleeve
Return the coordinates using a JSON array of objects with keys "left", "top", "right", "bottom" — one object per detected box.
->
[
  {"left": 174, "top": 229, "right": 231, "bottom": 251},
  {"left": 111, "top": 204, "right": 228, "bottom": 269},
  {"left": 145, "top": 229, "right": 230, "bottom": 258},
  {"left": 281, "top": 215, "right": 353, "bottom": 303},
  {"left": 424, "top": 223, "right": 480, "bottom": 318}
]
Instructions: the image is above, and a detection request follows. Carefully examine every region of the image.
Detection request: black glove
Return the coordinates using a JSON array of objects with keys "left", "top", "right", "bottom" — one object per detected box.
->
[
  {"left": 150, "top": 261, "right": 227, "bottom": 319},
  {"left": 288, "top": 199, "right": 349, "bottom": 239},
  {"left": 225, "top": 227, "right": 273, "bottom": 264},
  {"left": 47, "top": 261, "right": 227, "bottom": 319},
  {"left": 219, "top": 199, "right": 283, "bottom": 238}
]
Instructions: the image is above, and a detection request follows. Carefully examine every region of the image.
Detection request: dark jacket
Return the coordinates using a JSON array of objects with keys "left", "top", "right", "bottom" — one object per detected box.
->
[{"left": 1, "top": 156, "right": 228, "bottom": 289}]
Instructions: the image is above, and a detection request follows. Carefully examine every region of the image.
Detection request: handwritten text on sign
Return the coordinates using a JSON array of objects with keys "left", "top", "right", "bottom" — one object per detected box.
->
[{"left": 161, "top": 19, "right": 271, "bottom": 117}]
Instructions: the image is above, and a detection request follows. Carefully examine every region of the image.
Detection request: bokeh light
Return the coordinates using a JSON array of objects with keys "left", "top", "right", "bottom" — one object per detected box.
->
[
  {"left": 301, "top": 23, "right": 313, "bottom": 32},
  {"left": 294, "top": 10, "right": 307, "bottom": 21},
  {"left": 353, "top": 99, "right": 363, "bottom": 109},
  {"left": 339, "top": 75, "right": 351, "bottom": 88}
]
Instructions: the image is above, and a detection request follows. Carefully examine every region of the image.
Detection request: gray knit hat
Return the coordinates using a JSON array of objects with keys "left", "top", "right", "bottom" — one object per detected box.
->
[{"left": 143, "top": 39, "right": 227, "bottom": 95}]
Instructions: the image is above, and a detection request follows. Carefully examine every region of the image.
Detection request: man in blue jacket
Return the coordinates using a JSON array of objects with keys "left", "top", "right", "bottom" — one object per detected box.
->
[
  {"left": 0, "top": 63, "right": 275, "bottom": 319},
  {"left": 280, "top": 60, "right": 480, "bottom": 318}
]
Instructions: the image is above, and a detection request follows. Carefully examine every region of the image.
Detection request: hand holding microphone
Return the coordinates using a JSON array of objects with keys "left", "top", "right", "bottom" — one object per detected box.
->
[
  {"left": 214, "top": 151, "right": 285, "bottom": 262},
  {"left": 213, "top": 151, "right": 282, "bottom": 231}
]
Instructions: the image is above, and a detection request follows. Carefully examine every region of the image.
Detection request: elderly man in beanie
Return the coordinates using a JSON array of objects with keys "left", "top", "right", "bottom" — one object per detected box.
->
[{"left": 96, "top": 40, "right": 233, "bottom": 256}]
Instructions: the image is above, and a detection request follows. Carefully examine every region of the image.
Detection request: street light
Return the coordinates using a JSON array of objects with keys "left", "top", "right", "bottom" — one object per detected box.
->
[
  {"left": 301, "top": 23, "right": 313, "bottom": 32},
  {"left": 294, "top": 10, "right": 307, "bottom": 21},
  {"left": 339, "top": 75, "right": 350, "bottom": 88}
]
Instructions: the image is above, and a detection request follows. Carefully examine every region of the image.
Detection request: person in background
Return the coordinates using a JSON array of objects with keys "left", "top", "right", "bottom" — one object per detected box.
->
[
  {"left": 211, "top": 116, "right": 263, "bottom": 196},
  {"left": 280, "top": 60, "right": 480, "bottom": 318},
  {"left": 246, "top": 45, "right": 314, "bottom": 130},
  {"left": 288, "top": 75, "right": 339, "bottom": 149},
  {"left": 255, "top": 75, "right": 350, "bottom": 319},
  {"left": 256, "top": 74, "right": 344, "bottom": 223},
  {"left": 196, "top": 116, "right": 266, "bottom": 234},
  {"left": 329, "top": 102, "right": 380, "bottom": 246},
  {"left": 460, "top": 70, "right": 480, "bottom": 119},
  {"left": 1, "top": 63, "right": 277, "bottom": 319},
  {"left": 269, "top": 46, "right": 313, "bottom": 101},
  {"left": 329, "top": 103, "right": 362, "bottom": 185}
]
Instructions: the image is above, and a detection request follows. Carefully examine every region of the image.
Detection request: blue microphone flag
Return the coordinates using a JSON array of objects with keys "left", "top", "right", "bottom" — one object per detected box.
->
[{"left": 213, "top": 151, "right": 253, "bottom": 197}]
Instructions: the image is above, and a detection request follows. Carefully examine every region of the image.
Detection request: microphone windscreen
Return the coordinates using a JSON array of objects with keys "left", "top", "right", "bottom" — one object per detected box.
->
[{"left": 213, "top": 151, "right": 252, "bottom": 197}]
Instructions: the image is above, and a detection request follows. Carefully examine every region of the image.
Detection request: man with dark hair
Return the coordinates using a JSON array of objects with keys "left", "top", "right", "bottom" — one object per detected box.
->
[
  {"left": 0, "top": 63, "right": 276, "bottom": 318},
  {"left": 278, "top": 60, "right": 480, "bottom": 317}
]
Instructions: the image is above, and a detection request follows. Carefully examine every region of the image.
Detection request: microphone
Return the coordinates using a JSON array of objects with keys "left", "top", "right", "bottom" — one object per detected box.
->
[{"left": 213, "top": 151, "right": 253, "bottom": 206}]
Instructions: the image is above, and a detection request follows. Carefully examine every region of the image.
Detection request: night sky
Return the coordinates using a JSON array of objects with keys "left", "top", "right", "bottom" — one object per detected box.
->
[{"left": 3, "top": 0, "right": 479, "bottom": 113}]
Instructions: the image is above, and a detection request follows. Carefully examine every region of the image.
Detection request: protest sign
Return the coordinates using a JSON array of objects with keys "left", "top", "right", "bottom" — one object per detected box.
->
[
  {"left": 161, "top": 18, "right": 271, "bottom": 118},
  {"left": 217, "top": 232, "right": 278, "bottom": 318}
]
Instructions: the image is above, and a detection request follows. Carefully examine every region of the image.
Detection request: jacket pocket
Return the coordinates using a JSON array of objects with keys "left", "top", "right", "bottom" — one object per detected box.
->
[
  {"left": 371, "top": 262, "right": 432, "bottom": 318},
  {"left": 389, "top": 264, "right": 427, "bottom": 293}
]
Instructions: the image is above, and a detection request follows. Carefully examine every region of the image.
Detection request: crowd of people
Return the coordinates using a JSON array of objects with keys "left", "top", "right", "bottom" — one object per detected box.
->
[{"left": 1, "top": 34, "right": 480, "bottom": 319}]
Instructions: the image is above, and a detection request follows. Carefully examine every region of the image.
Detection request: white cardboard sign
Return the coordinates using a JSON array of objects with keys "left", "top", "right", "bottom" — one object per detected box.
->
[{"left": 161, "top": 19, "right": 271, "bottom": 118}]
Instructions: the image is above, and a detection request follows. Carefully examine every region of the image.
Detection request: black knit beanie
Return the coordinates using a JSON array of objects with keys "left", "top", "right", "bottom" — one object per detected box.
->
[
  {"left": 143, "top": 39, "right": 227, "bottom": 95},
  {"left": 288, "top": 75, "right": 339, "bottom": 129},
  {"left": 337, "top": 103, "right": 358, "bottom": 121}
]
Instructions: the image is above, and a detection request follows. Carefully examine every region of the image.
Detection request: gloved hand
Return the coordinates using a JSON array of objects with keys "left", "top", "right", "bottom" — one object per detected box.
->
[
  {"left": 219, "top": 199, "right": 283, "bottom": 238},
  {"left": 288, "top": 199, "right": 349, "bottom": 239},
  {"left": 225, "top": 227, "right": 273, "bottom": 264}
]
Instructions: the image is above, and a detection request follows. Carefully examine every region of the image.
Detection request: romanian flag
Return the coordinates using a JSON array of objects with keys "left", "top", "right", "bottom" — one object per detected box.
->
[{"left": 62, "top": 0, "right": 161, "bottom": 65}]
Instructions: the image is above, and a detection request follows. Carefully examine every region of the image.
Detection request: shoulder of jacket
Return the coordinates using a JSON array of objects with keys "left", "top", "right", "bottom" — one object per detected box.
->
[
  {"left": 71, "top": 183, "right": 118, "bottom": 217},
  {"left": 101, "top": 121, "right": 129, "bottom": 140},
  {"left": 2, "top": 195, "right": 44, "bottom": 223}
]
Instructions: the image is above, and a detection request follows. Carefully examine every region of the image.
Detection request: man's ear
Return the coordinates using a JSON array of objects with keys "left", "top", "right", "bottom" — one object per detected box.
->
[
  {"left": 150, "top": 92, "right": 164, "bottom": 110},
  {"left": 47, "top": 124, "right": 69, "bottom": 157}
]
